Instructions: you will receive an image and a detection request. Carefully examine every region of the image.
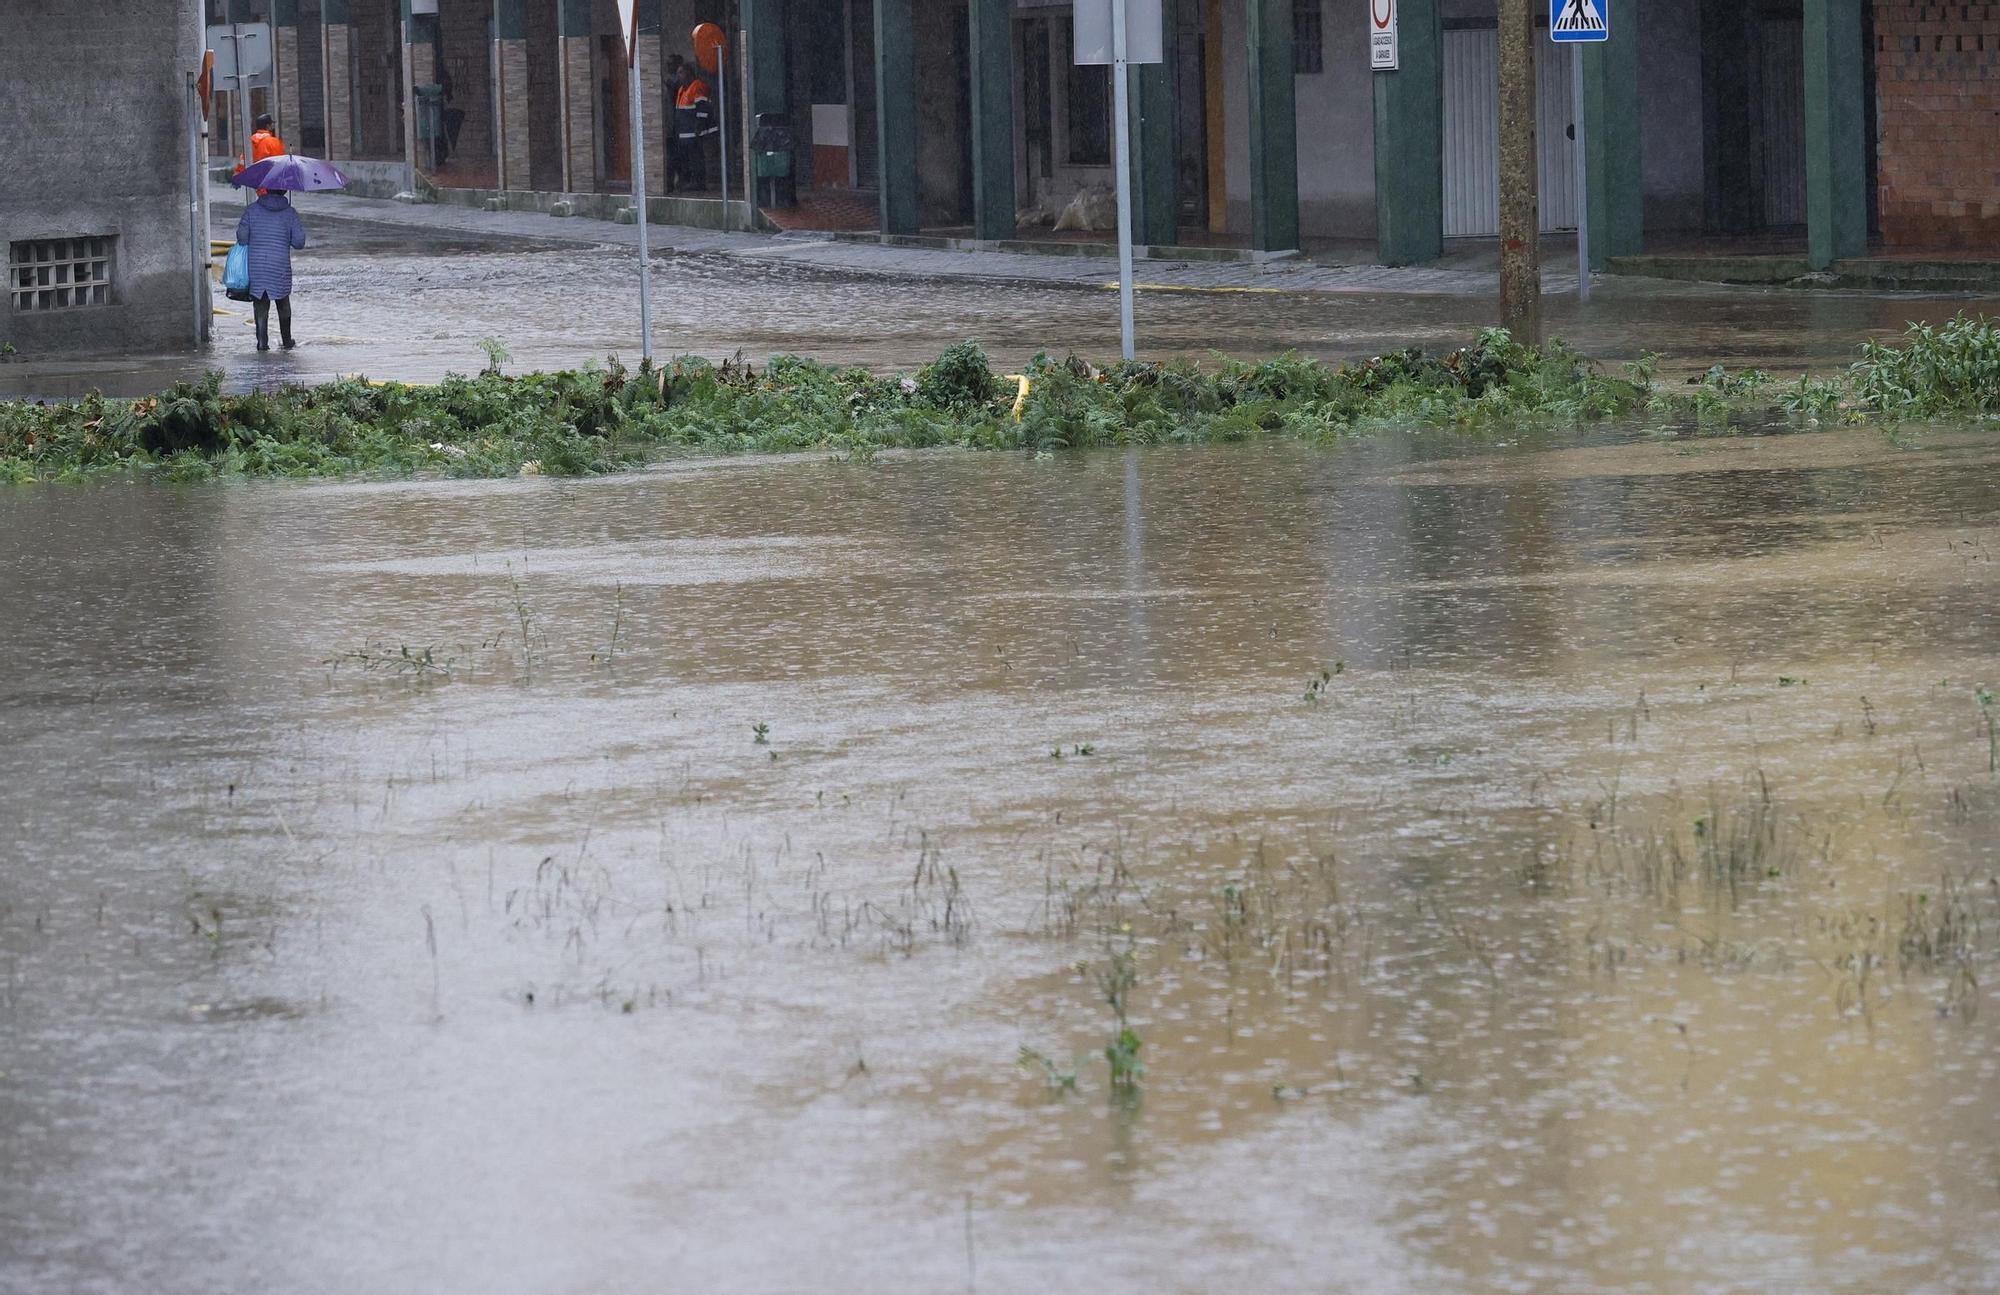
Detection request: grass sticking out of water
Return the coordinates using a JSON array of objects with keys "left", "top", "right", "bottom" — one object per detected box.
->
[{"left": 0, "top": 331, "right": 1649, "bottom": 482}]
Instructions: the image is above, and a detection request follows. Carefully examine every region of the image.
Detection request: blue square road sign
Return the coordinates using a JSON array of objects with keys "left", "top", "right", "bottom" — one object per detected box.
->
[{"left": 1551, "top": 0, "right": 1608, "bottom": 40}]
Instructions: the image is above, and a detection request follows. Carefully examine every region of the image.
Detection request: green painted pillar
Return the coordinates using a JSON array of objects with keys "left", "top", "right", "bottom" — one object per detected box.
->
[
  {"left": 1246, "top": 0, "right": 1297, "bottom": 251},
  {"left": 744, "top": 0, "right": 788, "bottom": 118},
  {"left": 875, "top": 0, "right": 919, "bottom": 234},
  {"left": 323, "top": 0, "right": 348, "bottom": 24},
  {"left": 559, "top": 0, "right": 592, "bottom": 38},
  {"left": 1581, "top": 37, "right": 1641, "bottom": 268},
  {"left": 272, "top": 0, "right": 299, "bottom": 24},
  {"left": 1803, "top": 0, "right": 1866, "bottom": 268},
  {"left": 1130, "top": 61, "right": 1177, "bottom": 248},
  {"left": 969, "top": 0, "right": 1015, "bottom": 240},
  {"left": 1372, "top": 0, "right": 1441, "bottom": 265}
]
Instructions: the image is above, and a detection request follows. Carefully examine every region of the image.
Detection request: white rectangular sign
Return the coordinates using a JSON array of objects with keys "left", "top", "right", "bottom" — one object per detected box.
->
[
  {"left": 1073, "top": 0, "right": 1165, "bottom": 65},
  {"left": 1369, "top": 0, "right": 1398, "bottom": 70},
  {"left": 205, "top": 23, "right": 273, "bottom": 81}
]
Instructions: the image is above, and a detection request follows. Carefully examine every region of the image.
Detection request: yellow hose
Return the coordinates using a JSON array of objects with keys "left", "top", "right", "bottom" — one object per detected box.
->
[{"left": 1004, "top": 373, "right": 1031, "bottom": 421}]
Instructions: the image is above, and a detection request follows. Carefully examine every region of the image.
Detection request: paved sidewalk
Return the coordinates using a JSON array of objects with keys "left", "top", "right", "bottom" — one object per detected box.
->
[{"left": 255, "top": 193, "right": 1584, "bottom": 299}]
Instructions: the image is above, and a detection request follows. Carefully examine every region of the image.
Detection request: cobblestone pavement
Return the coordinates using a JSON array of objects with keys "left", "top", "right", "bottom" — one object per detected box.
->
[{"left": 2, "top": 194, "right": 1994, "bottom": 398}]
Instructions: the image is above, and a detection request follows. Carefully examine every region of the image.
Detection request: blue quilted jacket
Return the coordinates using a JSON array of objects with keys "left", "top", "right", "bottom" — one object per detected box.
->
[{"left": 234, "top": 194, "right": 306, "bottom": 300}]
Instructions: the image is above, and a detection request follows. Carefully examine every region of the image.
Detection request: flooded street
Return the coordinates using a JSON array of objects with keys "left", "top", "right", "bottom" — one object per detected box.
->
[
  {"left": 4, "top": 421, "right": 1998, "bottom": 1292},
  {"left": 1, "top": 208, "right": 1997, "bottom": 400}
]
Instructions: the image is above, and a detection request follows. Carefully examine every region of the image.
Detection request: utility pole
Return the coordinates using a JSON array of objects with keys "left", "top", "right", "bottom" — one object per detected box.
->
[{"left": 1496, "top": 0, "right": 1540, "bottom": 341}]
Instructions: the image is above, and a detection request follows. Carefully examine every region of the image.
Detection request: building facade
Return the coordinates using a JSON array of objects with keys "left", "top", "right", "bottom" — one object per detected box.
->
[
  {"left": 225, "top": 0, "right": 1996, "bottom": 266},
  {"left": 2, "top": 0, "right": 207, "bottom": 356}
]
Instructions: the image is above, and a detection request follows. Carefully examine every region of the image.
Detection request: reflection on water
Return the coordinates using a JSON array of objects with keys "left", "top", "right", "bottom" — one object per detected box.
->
[{"left": 2, "top": 424, "right": 1997, "bottom": 1293}]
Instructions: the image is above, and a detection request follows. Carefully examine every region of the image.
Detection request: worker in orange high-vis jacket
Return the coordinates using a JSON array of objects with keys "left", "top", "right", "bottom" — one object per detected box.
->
[
  {"left": 673, "top": 74, "right": 716, "bottom": 190},
  {"left": 236, "top": 113, "right": 286, "bottom": 196}
]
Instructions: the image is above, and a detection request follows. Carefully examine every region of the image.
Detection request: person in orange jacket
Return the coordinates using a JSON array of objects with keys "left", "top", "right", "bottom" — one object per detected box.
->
[
  {"left": 672, "top": 73, "right": 716, "bottom": 190},
  {"left": 236, "top": 113, "right": 286, "bottom": 195}
]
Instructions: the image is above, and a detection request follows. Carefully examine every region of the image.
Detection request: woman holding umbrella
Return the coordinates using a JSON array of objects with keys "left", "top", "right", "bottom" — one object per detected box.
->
[{"left": 230, "top": 154, "right": 347, "bottom": 351}]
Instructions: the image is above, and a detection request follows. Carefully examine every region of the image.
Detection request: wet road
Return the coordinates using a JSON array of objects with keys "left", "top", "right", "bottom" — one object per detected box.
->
[
  {"left": 2, "top": 208, "right": 1997, "bottom": 399},
  {"left": 3, "top": 423, "right": 1998, "bottom": 1292}
]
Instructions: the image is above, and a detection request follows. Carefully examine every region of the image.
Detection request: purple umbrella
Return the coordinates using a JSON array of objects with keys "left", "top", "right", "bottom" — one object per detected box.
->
[{"left": 231, "top": 154, "right": 349, "bottom": 192}]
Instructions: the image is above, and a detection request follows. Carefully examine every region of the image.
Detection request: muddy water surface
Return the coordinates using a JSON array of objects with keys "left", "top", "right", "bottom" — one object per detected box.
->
[{"left": 3, "top": 424, "right": 1999, "bottom": 1293}]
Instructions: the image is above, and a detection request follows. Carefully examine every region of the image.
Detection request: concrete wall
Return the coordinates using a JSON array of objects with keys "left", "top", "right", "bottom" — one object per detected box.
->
[
  {"left": 1639, "top": 0, "right": 1704, "bottom": 233},
  {"left": 1296, "top": 0, "right": 1376, "bottom": 237},
  {"left": 1225, "top": 0, "right": 1380, "bottom": 240},
  {"left": 0, "top": 0, "right": 205, "bottom": 355}
]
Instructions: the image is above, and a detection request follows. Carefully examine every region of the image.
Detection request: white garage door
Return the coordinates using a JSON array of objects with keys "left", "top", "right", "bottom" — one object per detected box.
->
[{"left": 1441, "top": 27, "right": 1580, "bottom": 237}]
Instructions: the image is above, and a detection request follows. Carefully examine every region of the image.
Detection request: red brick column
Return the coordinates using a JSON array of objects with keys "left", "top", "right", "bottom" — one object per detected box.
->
[
  {"left": 497, "top": 38, "right": 531, "bottom": 190},
  {"left": 563, "top": 35, "right": 596, "bottom": 191},
  {"left": 326, "top": 23, "right": 354, "bottom": 159}
]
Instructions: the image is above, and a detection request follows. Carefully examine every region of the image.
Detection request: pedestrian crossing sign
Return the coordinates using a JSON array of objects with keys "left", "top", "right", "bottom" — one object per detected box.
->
[{"left": 1551, "top": 0, "right": 1608, "bottom": 40}]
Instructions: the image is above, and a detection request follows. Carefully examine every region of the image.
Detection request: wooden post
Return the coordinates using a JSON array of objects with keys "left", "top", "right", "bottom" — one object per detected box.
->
[{"left": 1496, "top": 0, "right": 1540, "bottom": 340}]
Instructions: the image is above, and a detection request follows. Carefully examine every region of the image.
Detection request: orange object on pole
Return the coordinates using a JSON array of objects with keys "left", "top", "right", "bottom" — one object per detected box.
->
[
  {"left": 692, "top": 21, "right": 726, "bottom": 73},
  {"left": 197, "top": 50, "right": 214, "bottom": 121}
]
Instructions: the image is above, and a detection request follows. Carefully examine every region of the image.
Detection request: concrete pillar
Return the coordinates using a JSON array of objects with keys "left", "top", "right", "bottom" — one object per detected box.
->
[
  {"left": 1803, "top": 0, "right": 1866, "bottom": 267},
  {"left": 560, "top": 0, "right": 594, "bottom": 192},
  {"left": 968, "top": 0, "right": 1014, "bottom": 240},
  {"left": 874, "top": 0, "right": 918, "bottom": 233},
  {"left": 1371, "top": 0, "right": 1441, "bottom": 265},
  {"left": 1130, "top": 60, "right": 1176, "bottom": 248},
  {"left": 1246, "top": 0, "right": 1297, "bottom": 251},
  {"left": 1580, "top": 38, "right": 1641, "bottom": 269},
  {"left": 325, "top": 1, "right": 354, "bottom": 160}
]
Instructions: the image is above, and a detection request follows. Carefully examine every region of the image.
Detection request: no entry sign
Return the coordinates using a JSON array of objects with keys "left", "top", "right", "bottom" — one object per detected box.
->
[{"left": 1370, "top": 0, "right": 1399, "bottom": 69}]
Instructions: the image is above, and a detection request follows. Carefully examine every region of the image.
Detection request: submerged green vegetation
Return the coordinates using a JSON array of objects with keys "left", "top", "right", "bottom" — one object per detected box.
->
[{"left": 2, "top": 316, "right": 1995, "bottom": 483}]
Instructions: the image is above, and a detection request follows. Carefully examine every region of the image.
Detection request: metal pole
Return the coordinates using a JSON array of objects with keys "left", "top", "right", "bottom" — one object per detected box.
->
[
  {"left": 717, "top": 48, "right": 731, "bottom": 232},
  {"left": 233, "top": 25, "right": 254, "bottom": 207},
  {"left": 188, "top": 73, "right": 208, "bottom": 345},
  {"left": 631, "top": 36, "right": 654, "bottom": 364},
  {"left": 1110, "top": 0, "right": 1136, "bottom": 361},
  {"left": 1572, "top": 42, "right": 1590, "bottom": 302},
  {"left": 401, "top": 9, "right": 419, "bottom": 196}
]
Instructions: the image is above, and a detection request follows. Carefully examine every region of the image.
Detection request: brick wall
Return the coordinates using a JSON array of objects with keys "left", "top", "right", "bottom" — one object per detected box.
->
[
  {"left": 499, "top": 38, "right": 531, "bottom": 189},
  {"left": 1873, "top": 0, "right": 2000, "bottom": 249},
  {"left": 326, "top": 24, "right": 353, "bottom": 158},
  {"left": 564, "top": 36, "right": 596, "bottom": 191},
  {"left": 639, "top": 37, "right": 667, "bottom": 196},
  {"left": 278, "top": 25, "right": 302, "bottom": 141}
]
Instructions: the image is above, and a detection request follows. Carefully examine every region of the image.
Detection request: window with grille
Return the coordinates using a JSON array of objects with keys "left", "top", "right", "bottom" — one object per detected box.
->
[
  {"left": 9, "top": 237, "right": 115, "bottom": 312},
  {"left": 1295, "top": 0, "right": 1324, "bottom": 73}
]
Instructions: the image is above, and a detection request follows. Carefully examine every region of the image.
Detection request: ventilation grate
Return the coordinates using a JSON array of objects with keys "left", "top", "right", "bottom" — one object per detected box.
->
[{"left": 9, "top": 236, "right": 115, "bottom": 312}]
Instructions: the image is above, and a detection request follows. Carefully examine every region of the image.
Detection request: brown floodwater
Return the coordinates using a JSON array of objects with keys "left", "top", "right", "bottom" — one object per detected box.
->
[{"left": 2, "top": 423, "right": 1998, "bottom": 1293}]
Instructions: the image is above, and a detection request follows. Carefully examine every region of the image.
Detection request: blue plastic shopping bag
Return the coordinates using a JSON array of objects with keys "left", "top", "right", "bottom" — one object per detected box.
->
[{"left": 223, "top": 243, "right": 250, "bottom": 296}]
